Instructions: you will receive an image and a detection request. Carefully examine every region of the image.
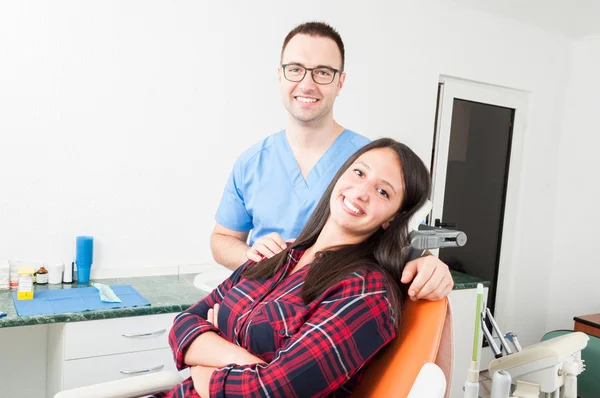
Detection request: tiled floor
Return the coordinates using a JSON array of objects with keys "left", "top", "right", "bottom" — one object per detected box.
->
[{"left": 479, "top": 370, "right": 492, "bottom": 398}]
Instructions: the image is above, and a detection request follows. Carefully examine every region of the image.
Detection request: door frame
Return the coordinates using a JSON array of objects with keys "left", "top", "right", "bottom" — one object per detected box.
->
[{"left": 431, "top": 76, "right": 529, "bottom": 356}]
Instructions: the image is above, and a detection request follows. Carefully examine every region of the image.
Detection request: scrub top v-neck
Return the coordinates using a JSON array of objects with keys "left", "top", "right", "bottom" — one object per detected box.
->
[{"left": 215, "top": 129, "right": 370, "bottom": 245}]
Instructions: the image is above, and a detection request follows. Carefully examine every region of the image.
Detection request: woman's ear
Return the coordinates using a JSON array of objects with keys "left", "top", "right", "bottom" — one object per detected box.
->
[{"left": 382, "top": 216, "right": 395, "bottom": 230}]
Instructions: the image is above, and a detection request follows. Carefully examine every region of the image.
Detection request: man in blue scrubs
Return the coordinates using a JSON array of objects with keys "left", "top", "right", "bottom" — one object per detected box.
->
[{"left": 211, "top": 22, "right": 454, "bottom": 301}]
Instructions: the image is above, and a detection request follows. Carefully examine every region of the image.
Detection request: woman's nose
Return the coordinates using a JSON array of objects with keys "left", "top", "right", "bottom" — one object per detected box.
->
[{"left": 355, "top": 183, "right": 370, "bottom": 201}]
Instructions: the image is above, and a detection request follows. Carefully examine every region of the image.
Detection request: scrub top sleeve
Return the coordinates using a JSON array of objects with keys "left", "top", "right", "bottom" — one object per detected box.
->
[{"left": 215, "top": 157, "right": 253, "bottom": 232}]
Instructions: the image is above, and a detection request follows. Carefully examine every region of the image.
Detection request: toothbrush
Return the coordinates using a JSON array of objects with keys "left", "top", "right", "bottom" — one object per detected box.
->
[{"left": 464, "top": 283, "right": 483, "bottom": 398}]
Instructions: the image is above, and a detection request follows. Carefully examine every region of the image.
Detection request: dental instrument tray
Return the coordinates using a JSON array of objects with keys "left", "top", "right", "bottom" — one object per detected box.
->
[{"left": 11, "top": 285, "right": 150, "bottom": 317}]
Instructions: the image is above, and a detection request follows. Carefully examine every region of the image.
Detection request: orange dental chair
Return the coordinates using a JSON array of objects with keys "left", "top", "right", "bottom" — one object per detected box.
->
[{"left": 55, "top": 297, "right": 452, "bottom": 398}]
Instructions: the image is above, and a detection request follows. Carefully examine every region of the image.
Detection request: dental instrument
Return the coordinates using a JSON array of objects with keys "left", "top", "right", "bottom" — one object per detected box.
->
[
  {"left": 485, "top": 308, "right": 513, "bottom": 355},
  {"left": 481, "top": 313, "right": 503, "bottom": 358},
  {"left": 463, "top": 284, "right": 484, "bottom": 398},
  {"left": 504, "top": 332, "right": 522, "bottom": 352}
]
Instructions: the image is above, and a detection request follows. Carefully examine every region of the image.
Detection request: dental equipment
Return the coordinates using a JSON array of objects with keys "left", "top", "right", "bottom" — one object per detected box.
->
[
  {"left": 504, "top": 332, "right": 523, "bottom": 352},
  {"left": 464, "top": 283, "right": 589, "bottom": 398},
  {"left": 463, "top": 284, "right": 484, "bottom": 398},
  {"left": 481, "top": 313, "right": 503, "bottom": 359},
  {"left": 407, "top": 200, "right": 468, "bottom": 251},
  {"left": 485, "top": 308, "right": 513, "bottom": 356},
  {"left": 410, "top": 224, "right": 468, "bottom": 250}
]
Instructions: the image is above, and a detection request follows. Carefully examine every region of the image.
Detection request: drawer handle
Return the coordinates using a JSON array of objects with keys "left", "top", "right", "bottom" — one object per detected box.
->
[
  {"left": 122, "top": 329, "right": 167, "bottom": 338},
  {"left": 120, "top": 364, "right": 165, "bottom": 375}
]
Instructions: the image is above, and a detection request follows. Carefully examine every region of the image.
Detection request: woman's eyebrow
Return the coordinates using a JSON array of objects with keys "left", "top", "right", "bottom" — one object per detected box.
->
[{"left": 355, "top": 161, "right": 397, "bottom": 195}]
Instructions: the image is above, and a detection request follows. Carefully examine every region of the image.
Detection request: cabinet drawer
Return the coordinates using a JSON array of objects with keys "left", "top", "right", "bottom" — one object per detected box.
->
[
  {"left": 64, "top": 313, "right": 177, "bottom": 360},
  {"left": 62, "top": 348, "right": 187, "bottom": 390}
]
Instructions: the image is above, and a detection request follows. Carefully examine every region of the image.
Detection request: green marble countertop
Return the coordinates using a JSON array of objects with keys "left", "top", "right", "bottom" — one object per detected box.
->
[
  {"left": 451, "top": 270, "right": 490, "bottom": 290},
  {"left": 0, "top": 270, "right": 488, "bottom": 329},
  {"left": 0, "top": 274, "right": 207, "bottom": 329}
]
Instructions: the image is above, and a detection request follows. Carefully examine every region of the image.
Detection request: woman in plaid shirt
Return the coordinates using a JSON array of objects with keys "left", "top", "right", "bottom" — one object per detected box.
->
[{"left": 154, "top": 138, "right": 431, "bottom": 397}]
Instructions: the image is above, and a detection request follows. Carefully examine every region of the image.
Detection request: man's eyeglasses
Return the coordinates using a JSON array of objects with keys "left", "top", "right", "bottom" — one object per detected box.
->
[{"left": 281, "top": 64, "right": 341, "bottom": 85}]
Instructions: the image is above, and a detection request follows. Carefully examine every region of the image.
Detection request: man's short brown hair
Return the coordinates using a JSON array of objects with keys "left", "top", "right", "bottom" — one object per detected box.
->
[{"left": 281, "top": 22, "right": 345, "bottom": 71}]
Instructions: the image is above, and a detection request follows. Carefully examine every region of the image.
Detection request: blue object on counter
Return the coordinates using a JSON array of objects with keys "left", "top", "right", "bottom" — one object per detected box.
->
[
  {"left": 76, "top": 236, "right": 94, "bottom": 283},
  {"left": 11, "top": 285, "right": 150, "bottom": 317}
]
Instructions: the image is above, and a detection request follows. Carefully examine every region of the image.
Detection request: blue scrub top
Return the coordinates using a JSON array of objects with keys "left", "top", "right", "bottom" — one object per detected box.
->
[{"left": 216, "top": 130, "right": 371, "bottom": 245}]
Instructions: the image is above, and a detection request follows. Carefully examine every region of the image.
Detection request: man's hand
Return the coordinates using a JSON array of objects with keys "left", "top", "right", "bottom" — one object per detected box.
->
[
  {"left": 246, "top": 232, "right": 288, "bottom": 262},
  {"left": 401, "top": 254, "right": 454, "bottom": 301}
]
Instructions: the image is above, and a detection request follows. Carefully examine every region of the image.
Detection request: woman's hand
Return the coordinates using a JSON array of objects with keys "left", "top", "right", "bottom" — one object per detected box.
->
[
  {"left": 204, "top": 303, "right": 267, "bottom": 367},
  {"left": 207, "top": 303, "right": 219, "bottom": 329},
  {"left": 191, "top": 365, "right": 217, "bottom": 397}
]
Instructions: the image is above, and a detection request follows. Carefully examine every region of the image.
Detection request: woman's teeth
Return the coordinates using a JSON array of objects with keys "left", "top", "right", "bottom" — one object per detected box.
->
[{"left": 344, "top": 197, "right": 363, "bottom": 214}]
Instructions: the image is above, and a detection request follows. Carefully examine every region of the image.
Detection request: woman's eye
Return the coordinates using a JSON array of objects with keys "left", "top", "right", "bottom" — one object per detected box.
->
[
  {"left": 353, "top": 169, "right": 363, "bottom": 177},
  {"left": 378, "top": 188, "right": 389, "bottom": 199}
]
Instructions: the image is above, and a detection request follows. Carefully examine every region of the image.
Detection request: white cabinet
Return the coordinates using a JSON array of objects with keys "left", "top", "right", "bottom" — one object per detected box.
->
[
  {"left": 47, "top": 313, "right": 188, "bottom": 397},
  {"left": 448, "top": 287, "right": 489, "bottom": 398},
  {"left": 62, "top": 348, "right": 177, "bottom": 389}
]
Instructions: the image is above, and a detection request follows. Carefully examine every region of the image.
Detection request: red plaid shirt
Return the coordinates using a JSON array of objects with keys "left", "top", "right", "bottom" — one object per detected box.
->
[{"left": 153, "top": 248, "right": 397, "bottom": 398}]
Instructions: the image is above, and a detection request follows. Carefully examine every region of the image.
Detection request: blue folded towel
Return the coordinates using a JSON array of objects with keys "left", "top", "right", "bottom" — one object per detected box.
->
[{"left": 12, "top": 285, "right": 150, "bottom": 317}]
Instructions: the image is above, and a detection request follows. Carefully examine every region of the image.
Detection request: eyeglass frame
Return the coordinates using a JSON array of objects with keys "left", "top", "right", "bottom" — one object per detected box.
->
[{"left": 281, "top": 63, "right": 342, "bottom": 85}]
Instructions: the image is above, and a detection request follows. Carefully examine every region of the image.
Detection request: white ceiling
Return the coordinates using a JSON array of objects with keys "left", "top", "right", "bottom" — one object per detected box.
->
[{"left": 451, "top": 0, "right": 600, "bottom": 39}]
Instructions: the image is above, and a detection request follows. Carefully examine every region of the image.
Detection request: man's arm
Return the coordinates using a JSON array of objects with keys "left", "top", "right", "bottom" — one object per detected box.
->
[
  {"left": 210, "top": 223, "right": 250, "bottom": 270},
  {"left": 211, "top": 223, "right": 290, "bottom": 270},
  {"left": 401, "top": 251, "right": 454, "bottom": 301}
]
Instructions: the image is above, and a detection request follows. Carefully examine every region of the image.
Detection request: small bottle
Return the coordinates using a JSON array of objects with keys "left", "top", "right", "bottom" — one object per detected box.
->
[
  {"left": 9, "top": 260, "right": 21, "bottom": 291},
  {"left": 36, "top": 266, "right": 49, "bottom": 284}
]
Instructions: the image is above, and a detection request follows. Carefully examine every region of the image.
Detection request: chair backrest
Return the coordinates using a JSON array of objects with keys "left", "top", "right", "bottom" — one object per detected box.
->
[
  {"left": 542, "top": 329, "right": 600, "bottom": 398},
  {"left": 351, "top": 297, "right": 453, "bottom": 398}
]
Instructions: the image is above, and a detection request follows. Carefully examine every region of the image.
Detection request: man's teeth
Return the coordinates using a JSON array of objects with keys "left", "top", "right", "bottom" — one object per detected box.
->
[
  {"left": 344, "top": 197, "right": 362, "bottom": 214},
  {"left": 297, "top": 97, "right": 317, "bottom": 103}
]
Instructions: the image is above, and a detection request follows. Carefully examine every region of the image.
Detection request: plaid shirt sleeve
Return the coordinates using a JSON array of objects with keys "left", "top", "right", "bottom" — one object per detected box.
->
[
  {"left": 168, "top": 264, "right": 248, "bottom": 370},
  {"left": 208, "top": 270, "right": 397, "bottom": 398}
]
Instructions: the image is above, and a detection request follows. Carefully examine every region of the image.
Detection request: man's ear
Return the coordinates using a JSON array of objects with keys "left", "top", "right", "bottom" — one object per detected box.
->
[{"left": 337, "top": 71, "right": 346, "bottom": 94}]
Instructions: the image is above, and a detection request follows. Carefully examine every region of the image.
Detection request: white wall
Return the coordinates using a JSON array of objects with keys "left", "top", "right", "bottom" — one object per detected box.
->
[
  {"left": 0, "top": 1, "right": 573, "bottom": 345},
  {"left": 547, "top": 35, "right": 600, "bottom": 332}
]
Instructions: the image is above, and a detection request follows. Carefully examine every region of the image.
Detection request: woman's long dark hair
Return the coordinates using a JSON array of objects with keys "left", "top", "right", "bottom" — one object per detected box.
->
[{"left": 243, "top": 138, "right": 431, "bottom": 323}]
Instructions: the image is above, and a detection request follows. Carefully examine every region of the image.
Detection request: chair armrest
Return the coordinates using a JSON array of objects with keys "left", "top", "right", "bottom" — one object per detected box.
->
[
  {"left": 54, "top": 371, "right": 184, "bottom": 398},
  {"left": 407, "top": 363, "right": 446, "bottom": 398}
]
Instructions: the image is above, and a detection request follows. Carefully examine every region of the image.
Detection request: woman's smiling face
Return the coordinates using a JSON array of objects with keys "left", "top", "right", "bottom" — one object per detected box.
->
[{"left": 329, "top": 147, "right": 405, "bottom": 240}]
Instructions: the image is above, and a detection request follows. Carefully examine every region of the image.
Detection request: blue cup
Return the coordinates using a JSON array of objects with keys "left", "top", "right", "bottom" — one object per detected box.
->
[
  {"left": 77, "top": 264, "right": 92, "bottom": 284},
  {"left": 76, "top": 236, "right": 94, "bottom": 283}
]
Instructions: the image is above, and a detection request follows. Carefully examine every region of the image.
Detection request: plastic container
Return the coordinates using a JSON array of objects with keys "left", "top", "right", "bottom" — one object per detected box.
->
[
  {"left": 9, "top": 260, "right": 27, "bottom": 291},
  {"left": 48, "top": 262, "right": 64, "bottom": 284},
  {"left": 17, "top": 267, "right": 34, "bottom": 300},
  {"left": 0, "top": 262, "right": 9, "bottom": 290}
]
